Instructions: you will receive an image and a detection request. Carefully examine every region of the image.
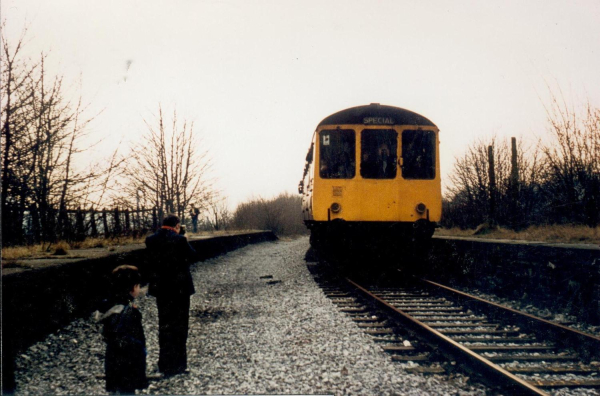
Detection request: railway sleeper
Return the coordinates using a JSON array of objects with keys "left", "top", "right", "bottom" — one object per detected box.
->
[
  {"left": 334, "top": 303, "right": 363, "bottom": 308},
  {"left": 485, "top": 354, "right": 580, "bottom": 362},
  {"left": 468, "top": 346, "right": 556, "bottom": 352},
  {"left": 527, "top": 379, "right": 600, "bottom": 388},
  {"left": 381, "top": 345, "right": 416, "bottom": 352},
  {"left": 411, "top": 312, "right": 476, "bottom": 317},
  {"left": 374, "top": 293, "right": 428, "bottom": 297},
  {"left": 505, "top": 366, "right": 600, "bottom": 374},
  {"left": 340, "top": 307, "right": 367, "bottom": 313},
  {"left": 400, "top": 307, "right": 463, "bottom": 312},
  {"left": 426, "top": 323, "right": 498, "bottom": 328},
  {"left": 357, "top": 322, "right": 387, "bottom": 328},
  {"left": 351, "top": 317, "right": 380, "bottom": 322},
  {"left": 325, "top": 293, "right": 350, "bottom": 298},
  {"left": 371, "top": 337, "right": 406, "bottom": 343},
  {"left": 450, "top": 336, "right": 538, "bottom": 343},
  {"left": 391, "top": 303, "right": 455, "bottom": 308},
  {"left": 417, "top": 317, "right": 487, "bottom": 322},
  {"left": 383, "top": 298, "right": 447, "bottom": 304},
  {"left": 364, "top": 328, "right": 394, "bottom": 335},
  {"left": 391, "top": 354, "right": 430, "bottom": 362},
  {"left": 440, "top": 329, "right": 521, "bottom": 335},
  {"left": 405, "top": 366, "right": 446, "bottom": 374}
]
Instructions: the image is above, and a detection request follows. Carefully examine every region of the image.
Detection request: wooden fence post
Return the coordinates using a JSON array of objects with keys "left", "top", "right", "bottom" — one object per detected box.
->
[
  {"left": 58, "top": 207, "right": 69, "bottom": 241},
  {"left": 102, "top": 209, "right": 109, "bottom": 238},
  {"left": 30, "top": 204, "right": 41, "bottom": 243},
  {"left": 113, "top": 207, "right": 121, "bottom": 236},
  {"left": 152, "top": 207, "right": 158, "bottom": 231},
  {"left": 509, "top": 137, "right": 520, "bottom": 230},
  {"left": 75, "top": 207, "right": 85, "bottom": 241},
  {"left": 124, "top": 209, "right": 131, "bottom": 235},
  {"left": 141, "top": 206, "right": 146, "bottom": 230},
  {"left": 488, "top": 145, "right": 497, "bottom": 227},
  {"left": 90, "top": 207, "right": 98, "bottom": 237}
]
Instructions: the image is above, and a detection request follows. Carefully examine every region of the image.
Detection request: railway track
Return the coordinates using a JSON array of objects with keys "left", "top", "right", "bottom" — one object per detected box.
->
[{"left": 311, "top": 265, "right": 600, "bottom": 395}]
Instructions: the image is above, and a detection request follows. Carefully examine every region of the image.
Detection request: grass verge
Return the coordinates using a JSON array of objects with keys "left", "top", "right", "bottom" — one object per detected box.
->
[{"left": 436, "top": 224, "right": 600, "bottom": 245}]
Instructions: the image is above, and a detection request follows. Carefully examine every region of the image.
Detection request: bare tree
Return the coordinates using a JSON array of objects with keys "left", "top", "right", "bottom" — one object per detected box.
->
[
  {"left": 1, "top": 26, "right": 117, "bottom": 245},
  {"left": 444, "top": 136, "right": 543, "bottom": 229},
  {"left": 1, "top": 25, "right": 39, "bottom": 244},
  {"left": 445, "top": 137, "right": 499, "bottom": 228},
  {"left": 540, "top": 90, "right": 600, "bottom": 226},
  {"left": 443, "top": 89, "right": 599, "bottom": 229},
  {"left": 204, "top": 194, "right": 231, "bottom": 231},
  {"left": 125, "top": 105, "right": 213, "bottom": 224}
]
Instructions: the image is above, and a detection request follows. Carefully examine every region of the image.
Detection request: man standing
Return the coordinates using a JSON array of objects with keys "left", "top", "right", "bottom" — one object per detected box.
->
[
  {"left": 145, "top": 214, "right": 196, "bottom": 376},
  {"left": 190, "top": 205, "right": 200, "bottom": 233}
]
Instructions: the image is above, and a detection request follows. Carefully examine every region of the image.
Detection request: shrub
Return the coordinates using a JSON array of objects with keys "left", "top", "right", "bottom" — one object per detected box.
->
[{"left": 231, "top": 192, "right": 307, "bottom": 236}]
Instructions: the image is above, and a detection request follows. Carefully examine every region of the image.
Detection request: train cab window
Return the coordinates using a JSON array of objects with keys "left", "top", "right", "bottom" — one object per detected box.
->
[
  {"left": 402, "top": 130, "right": 436, "bottom": 179},
  {"left": 319, "top": 129, "right": 355, "bottom": 179},
  {"left": 360, "top": 129, "right": 398, "bottom": 179}
]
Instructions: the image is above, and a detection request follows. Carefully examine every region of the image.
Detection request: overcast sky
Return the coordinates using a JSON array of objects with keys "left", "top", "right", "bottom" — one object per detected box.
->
[{"left": 3, "top": 0, "right": 600, "bottom": 208}]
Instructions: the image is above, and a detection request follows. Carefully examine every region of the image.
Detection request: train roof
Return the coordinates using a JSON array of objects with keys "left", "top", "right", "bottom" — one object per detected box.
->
[{"left": 317, "top": 103, "right": 436, "bottom": 128}]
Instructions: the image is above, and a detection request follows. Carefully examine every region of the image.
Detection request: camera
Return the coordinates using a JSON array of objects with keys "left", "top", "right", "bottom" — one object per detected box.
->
[{"left": 179, "top": 225, "right": 186, "bottom": 236}]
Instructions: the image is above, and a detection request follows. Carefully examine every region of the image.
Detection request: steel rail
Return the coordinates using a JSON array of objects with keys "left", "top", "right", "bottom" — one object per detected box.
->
[
  {"left": 421, "top": 279, "right": 600, "bottom": 360},
  {"left": 346, "top": 278, "right": 549, "bottom": 396}
]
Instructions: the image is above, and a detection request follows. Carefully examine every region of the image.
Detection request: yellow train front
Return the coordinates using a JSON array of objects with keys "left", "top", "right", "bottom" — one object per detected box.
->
[{"left": 299, "top": 103, "right": 441, "bottom": 252}]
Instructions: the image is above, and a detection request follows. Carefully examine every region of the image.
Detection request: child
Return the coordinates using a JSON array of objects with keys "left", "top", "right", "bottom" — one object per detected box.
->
[{"left": 97, "top": 265, "right": 148, "bottom": 394}]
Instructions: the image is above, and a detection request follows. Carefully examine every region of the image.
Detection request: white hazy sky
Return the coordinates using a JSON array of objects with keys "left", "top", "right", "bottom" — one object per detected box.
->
[{"left": 3, "top": 0, "right": 600, "bottom": 208}]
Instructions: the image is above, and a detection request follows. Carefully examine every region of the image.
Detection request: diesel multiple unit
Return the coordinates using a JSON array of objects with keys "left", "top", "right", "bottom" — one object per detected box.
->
[{"left": 299, "top": 103, "right": 441, "bottom": 248}]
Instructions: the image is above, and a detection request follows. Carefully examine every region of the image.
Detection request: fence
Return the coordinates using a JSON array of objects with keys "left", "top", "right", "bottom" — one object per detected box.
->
[{"left": 5, "top": 206, "right": 161, "bottom": 246}]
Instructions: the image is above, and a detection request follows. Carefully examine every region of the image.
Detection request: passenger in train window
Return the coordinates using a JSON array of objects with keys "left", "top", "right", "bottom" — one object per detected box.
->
[
  {"left": 339, "top": 141, "right": 355, "bottom": 178},
  {"left": 320, "top": 161, "right": 330, "bottom": 178},
  {"left": 360, "top": 151, "right": 377, "bottom": 178},
  {"left": 376, "top": 143, "right": 396, "bottom": 178}
]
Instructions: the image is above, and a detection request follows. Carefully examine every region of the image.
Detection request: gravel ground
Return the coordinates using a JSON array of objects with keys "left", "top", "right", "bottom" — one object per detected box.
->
[{"left": 15, "top": 237, "right": 488, "bottom": 395}]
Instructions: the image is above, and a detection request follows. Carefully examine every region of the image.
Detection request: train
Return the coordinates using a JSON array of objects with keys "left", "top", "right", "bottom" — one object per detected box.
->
[{"left": 299, "top": 103, "right": 441, "bottom": 252}]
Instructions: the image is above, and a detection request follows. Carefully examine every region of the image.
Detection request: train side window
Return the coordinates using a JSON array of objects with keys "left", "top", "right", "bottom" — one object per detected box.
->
[
  {"left": 402, "top": 130, "right": 436, "bottom": 179},
  {"left": 319, "top": 129, "right": 355, "bottom": 179},
  {"left": 360, "top": 129, "right": 398, "bottom": 179}
]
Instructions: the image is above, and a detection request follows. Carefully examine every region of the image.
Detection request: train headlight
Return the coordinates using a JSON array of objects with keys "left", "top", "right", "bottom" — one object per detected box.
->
[
  {"left": 416, "top": 203, "right": 427, "bottom": 214},
  {"left": 330, "top": 202, "right": 342, "bottom": 213}
]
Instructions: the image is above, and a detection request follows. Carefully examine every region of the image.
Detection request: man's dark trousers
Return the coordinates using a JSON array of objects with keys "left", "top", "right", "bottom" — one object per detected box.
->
[
  {"left": 145, "top": 227, "right": 196, "bottom": 376},
  {"left": 157, "top": 294, "right": 190, "bottom": 373}
]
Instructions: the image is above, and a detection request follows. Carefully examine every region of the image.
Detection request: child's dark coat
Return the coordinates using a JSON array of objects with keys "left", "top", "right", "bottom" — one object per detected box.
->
[{"left": 98, "top": 295, "right": 148, "bottom": 393}]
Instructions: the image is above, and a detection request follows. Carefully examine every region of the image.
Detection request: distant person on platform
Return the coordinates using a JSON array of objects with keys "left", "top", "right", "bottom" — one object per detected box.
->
[
  {"left": 96, "top": 265, "right": 148, "bottom": 394},
  {"left": 190, "top": 205, "right": 200, "bottom": 233},
  {"left": 145, "top": 214, "right": 197, "bottom": 377}
]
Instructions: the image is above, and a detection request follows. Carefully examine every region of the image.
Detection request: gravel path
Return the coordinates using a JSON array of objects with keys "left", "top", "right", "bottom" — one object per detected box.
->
[{"left": 15, "top": 237, "right": 486, "bottom": 395}]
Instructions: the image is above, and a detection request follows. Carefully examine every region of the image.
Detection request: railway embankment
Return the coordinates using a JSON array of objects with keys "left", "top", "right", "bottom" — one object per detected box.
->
[
  {"left": 429, "top": 236, "right": 600, "bottom": 325},
  {"left": 2, "top": 231, "right": 277, "bottom": 393}
]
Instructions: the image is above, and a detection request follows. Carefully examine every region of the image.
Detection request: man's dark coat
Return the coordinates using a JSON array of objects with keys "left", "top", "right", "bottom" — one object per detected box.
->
[
  {"left": 145, "top": 228, "right": 197, "bottom": 375},
  {"left": 145, "top": 228, "right": 196, "bottom": 297}
]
